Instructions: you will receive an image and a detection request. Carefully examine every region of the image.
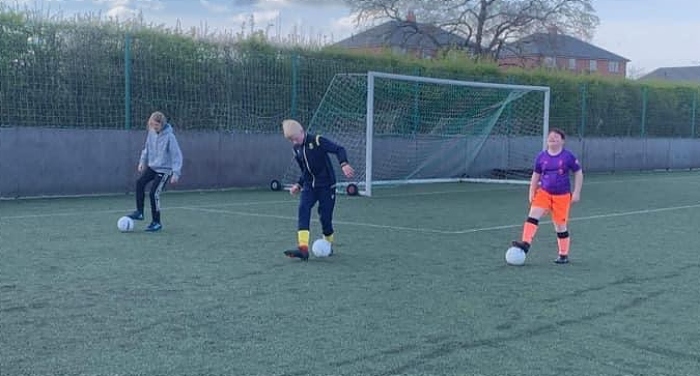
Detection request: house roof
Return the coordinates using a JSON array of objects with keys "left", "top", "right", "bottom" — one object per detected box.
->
[
  {"left": 638, "top": 66, "right": 700, "bottom": 83},
  {"left": 500, "top": 32, "right": 629, "bottom": 62},
  {"left": 333, "top": 20, "right": 470, "bottom": 50}
]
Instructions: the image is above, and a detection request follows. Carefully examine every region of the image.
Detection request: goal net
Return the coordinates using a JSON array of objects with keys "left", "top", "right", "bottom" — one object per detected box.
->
[{"left": 279, "top": 71, "right": 550, "bottom": 196}]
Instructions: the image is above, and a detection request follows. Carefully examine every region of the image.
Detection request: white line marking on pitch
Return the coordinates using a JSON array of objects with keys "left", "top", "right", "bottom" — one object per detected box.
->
[
  {"left": 0, "top": 200, "right": 293, "bottom": 220},
  {"left": 179, "top": 202, "right": 700, "bottom": 235},
  {"left": 342, "top": 173, "right": 700, "bottom": 199},
  {"left": 2, "top": 174, "right": 699, "bottom": 224},
  {"left": 177, "top": 206, "right": 456, "bottom": 234},
  {"left": 451, "top": 203, "right": 700, "bottom": 234}
]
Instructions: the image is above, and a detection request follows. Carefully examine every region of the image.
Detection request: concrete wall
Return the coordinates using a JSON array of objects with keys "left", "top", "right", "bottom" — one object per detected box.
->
[
  {"left": 470, "top": 136, "right": 700, "bottom": 175},
  {"left": 2, "top": 127, "right": 700, "bottom": 198},
  {"left": 0, "top": 128, "right": 291, "bottom": 198}
]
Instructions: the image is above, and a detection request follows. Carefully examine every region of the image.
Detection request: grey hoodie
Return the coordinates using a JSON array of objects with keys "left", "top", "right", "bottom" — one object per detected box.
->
[{"left": 139, "top": 123, "right": 183, "bottom": 177}]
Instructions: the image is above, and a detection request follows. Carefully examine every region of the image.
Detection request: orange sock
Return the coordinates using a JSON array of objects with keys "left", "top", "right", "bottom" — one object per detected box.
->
[
  {"left": 522, "top": 218, "right": 539, "bottom": 244},
  {"left": 557, "top": 231, "right": 570, "bottom": 256}
]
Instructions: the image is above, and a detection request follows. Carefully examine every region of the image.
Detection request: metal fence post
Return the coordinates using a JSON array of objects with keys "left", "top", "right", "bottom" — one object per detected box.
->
[
  {"left": 412, "top": 67, "right": 421, "bottom": 133},
  {"left": 124, "top": 33, "right": 131, "bottom": 130},
  {"left": 505, "top": 75, "right": 514, "bottom": 134},
  {"left": 641, "top": 87, "right": 648, "bottom": 137},
  {"left": 692, "top": 90, "right": 698, "bottom": 138},
  {"left": 291, "top": 53, "right": 299, "bottom": 120},
  {"left": 580, "top": 83, "right": 587, "bottom": 138}
]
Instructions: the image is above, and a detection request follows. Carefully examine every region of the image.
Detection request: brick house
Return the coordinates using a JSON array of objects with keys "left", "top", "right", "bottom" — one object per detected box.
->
[
  {"left": 332, "top": 12, "right": 473, "bottom": 59},
  {"left": 638, "top": 66, "right": 700, "bottom": 83},
  {"left": 498, "top": 29, "right": 630, "bottom": 77}
]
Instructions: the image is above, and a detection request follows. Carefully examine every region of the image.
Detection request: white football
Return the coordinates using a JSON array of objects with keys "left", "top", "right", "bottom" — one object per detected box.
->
[
  {"left": 117, "top": 216, "right": 134, "bottom": 232},
  {"left": 311, "top": 238, "right": 332, "bottom": 257},
  {"left": 505, "top": 246, "right": 526, "bottom": 266}
]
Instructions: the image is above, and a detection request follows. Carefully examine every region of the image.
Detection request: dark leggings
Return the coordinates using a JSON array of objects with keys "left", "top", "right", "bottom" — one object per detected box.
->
[{"left": 135, "top": 167, "right": 171, "bottom": 223}]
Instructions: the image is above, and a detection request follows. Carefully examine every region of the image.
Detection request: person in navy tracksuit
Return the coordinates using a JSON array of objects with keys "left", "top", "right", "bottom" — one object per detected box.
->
[{"left": 281, "top": 119, "right": 355, "bottom": 260}]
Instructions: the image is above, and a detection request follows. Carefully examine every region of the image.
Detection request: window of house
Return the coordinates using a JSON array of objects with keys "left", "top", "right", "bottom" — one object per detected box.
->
[
  {"left": 589, "top": 60, "right": 597, "bottom": 71},
  {"left": 609, "top": 61, "right": 619, "bottom": 73},
  {"left": 568, "top": 58, "right": 576, "bottom": 70},
  {"left": 543, "top": 56, "right": 556, "bottom": 67}
]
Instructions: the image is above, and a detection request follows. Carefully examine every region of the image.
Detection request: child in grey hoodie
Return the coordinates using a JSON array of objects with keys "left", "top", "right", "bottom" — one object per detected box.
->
[{"left": 127, "top": 111, "right": 183, "bottom": 232}]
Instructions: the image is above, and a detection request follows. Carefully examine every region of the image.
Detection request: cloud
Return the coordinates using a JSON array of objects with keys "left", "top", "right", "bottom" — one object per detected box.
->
[
  {"left": 105, "top": 4, "right": 137, "bottom": 19},
  {"left": 232, "top": 0, "right": 345, "bottom": 9},
  {"left": 137, "top": 0, "right": 163, "bottom": 10},
  {"left": 92, "top": 0, "right": 163, "bottom": 21},
  {"left": 232, "top": 9, "right": 280, "bottom": 26},
  {"left": 5, "top": 0, "right": 44, "bottom": 5},
  {"left": 329, "top": 13, "right": 358, "bottom": 38},
  {"left": 94, "top": 0, "right": 164, "bottom": 11},
  {"left": 92, "top": 0, "right": 128, "bottom": 5},
  {"left": 200, "top": 0, "right": 229, "bottom": 13}
]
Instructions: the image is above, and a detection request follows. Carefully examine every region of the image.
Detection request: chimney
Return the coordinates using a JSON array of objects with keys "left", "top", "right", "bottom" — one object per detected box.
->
[
  {"left": 547, "top": 25, "right": 558, "bottom": 35},
  {"left": 406, "top": 10, "right": 416, "bottom": 23}
]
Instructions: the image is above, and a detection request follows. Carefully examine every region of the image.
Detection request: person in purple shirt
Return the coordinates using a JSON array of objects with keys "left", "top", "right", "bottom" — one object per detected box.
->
[{"left": 511, "top": 128, "right": 584, "bottom": 264}]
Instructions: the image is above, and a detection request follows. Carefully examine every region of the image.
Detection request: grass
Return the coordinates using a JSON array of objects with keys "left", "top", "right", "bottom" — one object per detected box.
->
[{"left": 1, "top": 171, "right": 699, "bottom": 375}]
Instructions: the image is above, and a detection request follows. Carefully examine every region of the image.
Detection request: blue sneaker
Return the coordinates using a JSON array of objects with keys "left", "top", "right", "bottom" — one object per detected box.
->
[
  {"left": 145, "top": 222, "right": 162, "bottom": 232},
  {"left": 127, "top": 211, "right": 144, "bottom": 220}
]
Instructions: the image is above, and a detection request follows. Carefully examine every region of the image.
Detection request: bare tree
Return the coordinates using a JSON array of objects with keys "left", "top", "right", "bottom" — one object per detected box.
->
[
  {"left": 343, "top": 0, "right": 599, "bottom": 59},
  {"left": 626, "top": 65, "right": 647, "bottom": 80}
]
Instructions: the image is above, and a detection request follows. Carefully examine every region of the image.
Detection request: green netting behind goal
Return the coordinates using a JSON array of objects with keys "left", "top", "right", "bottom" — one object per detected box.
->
[{"left": 279, "top": 71, "right": 549, "bottom": 196}]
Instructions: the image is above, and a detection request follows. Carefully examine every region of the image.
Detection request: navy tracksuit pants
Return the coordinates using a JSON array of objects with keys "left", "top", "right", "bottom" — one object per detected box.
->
[{"left": 298, "top": 186, "right": 335, "bottom": 236}]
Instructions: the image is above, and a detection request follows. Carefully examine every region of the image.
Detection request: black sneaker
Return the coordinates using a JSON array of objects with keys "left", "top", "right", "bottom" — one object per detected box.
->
[
  {"left": 127, "top": 211, "right": 144, "bottom": 220},
  {"left": 511, "top": 240, "right": 531, "bottom": 254},
  {"left": 284, "top": 248, "right": 309, "bottom": 261},
  {"left": 554, "top": 255, "right": 569, "bottom": 264},
  {"left": 145, "top": 222, "right": 162, "bottom": 232}
]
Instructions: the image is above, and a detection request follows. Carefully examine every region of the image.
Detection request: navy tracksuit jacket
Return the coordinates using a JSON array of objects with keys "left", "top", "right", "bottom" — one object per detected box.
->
[{"left": 292, "top": 133, "right": 349, "bottom": 235}]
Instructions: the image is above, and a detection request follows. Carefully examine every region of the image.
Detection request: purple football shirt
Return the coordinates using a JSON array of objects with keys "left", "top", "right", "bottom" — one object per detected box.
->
[{"left": 533, "top": 149, "right": 581, "bottom": 195}]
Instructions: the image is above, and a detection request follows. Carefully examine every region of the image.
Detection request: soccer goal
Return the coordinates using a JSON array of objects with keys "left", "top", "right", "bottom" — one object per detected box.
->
[{"left": 277, "top": 71, "right": 550, "bottom": 197}]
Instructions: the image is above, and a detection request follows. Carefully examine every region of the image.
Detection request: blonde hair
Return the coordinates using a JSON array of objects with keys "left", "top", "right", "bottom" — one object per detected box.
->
[
  {"left": 282, "top": 119, "right": 303, "bottom": 138},
  {"left": 149, "top": 111, "right": 167, "bottom": 125}
]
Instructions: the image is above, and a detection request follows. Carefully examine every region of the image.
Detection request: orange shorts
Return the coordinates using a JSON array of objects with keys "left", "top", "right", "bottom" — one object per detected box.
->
[{"left": 531, "top": 189, "right": 572, "bottom": 225}]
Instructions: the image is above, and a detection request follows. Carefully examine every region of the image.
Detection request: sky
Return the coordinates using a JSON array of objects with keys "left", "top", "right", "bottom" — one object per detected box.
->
[{"left": 5, "top": 0, "right": 700, "bottom": 76}]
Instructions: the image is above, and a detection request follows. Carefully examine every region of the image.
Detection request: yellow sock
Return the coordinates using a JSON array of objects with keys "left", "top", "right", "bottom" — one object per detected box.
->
[
  {"left": 323, "top": 234, "right": 334, "bottom": 243},
  {"left": 297, "top": 230, "right": 310, "bottom": 250}
]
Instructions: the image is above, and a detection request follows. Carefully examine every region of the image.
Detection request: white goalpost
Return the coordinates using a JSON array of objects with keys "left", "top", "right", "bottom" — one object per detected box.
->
[
  {"left": 362, "top": 71, "right": 551, "bottom": 196},
  {"left": 278, "top": 71, "right": 551, "bottom": 197}
]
